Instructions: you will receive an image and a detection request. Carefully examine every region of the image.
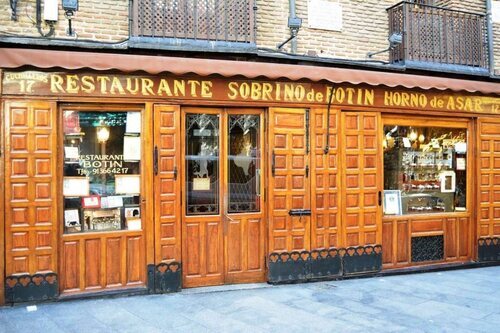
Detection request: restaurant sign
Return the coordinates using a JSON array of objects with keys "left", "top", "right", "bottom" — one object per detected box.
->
[{"left": 2, "top": 71, "right": 499, "bottom": 114}]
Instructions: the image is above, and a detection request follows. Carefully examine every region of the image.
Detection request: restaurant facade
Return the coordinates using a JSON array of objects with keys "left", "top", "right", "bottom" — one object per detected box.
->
[{"left": 0, "top": 48, "right": 499, "bottom": 304}]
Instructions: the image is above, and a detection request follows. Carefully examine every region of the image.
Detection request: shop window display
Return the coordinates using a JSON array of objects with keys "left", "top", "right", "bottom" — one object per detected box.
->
[
  {"left": 62, "top": 111, "right": 142, "bottom": 233},
  {"left": 383, "top": 125, "right": 467, "bottom": 215}
]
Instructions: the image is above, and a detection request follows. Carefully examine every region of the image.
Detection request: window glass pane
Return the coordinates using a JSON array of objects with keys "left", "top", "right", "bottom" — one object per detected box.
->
[
  {"left": 63, "top": 111, "right": 142, "bottom": 233},
  {"left": 383, "top": 125, "right": 467, "bottom": 215},
  {"left": 228, "top": 115, "right": 261, "bottom": 213},
  {"left": 186, "top": 114, "right": 220, "bottom": 215}
]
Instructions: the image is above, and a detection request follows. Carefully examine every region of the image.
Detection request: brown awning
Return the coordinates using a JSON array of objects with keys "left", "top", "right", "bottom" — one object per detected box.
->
[{"left": 1, "top": 48, "right": 499, "bottom": 94}]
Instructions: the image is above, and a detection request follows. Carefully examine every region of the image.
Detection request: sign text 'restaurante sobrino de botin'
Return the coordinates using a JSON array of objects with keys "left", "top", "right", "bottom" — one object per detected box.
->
[{"left": 2, "top": 71, "right": 499, "bottom": 114}]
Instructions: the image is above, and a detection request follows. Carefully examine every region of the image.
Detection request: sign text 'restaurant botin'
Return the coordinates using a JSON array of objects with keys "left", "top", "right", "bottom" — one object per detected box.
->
[{"left": 2, "top": 71, "right": 499, "bottom": 114}]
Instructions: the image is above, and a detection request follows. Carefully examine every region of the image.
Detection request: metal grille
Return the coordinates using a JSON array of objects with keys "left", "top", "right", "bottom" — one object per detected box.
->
[
  {"left": 387, "top": 1, "right": 488, "bottom": 69},
  {"left": 133, "top": 0, "right": 255, "bottom": 43},
  {"left": 411, "top": 235, "right": 444, "bottom": 262}
]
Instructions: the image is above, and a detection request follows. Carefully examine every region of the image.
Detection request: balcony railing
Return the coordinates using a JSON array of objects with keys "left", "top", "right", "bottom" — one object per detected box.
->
[
  {"left": 132, "top": 0, "right": 255, "bottom": 44},
  {"left": 387, "top": 1, "right": 488, "bottom": 70}
]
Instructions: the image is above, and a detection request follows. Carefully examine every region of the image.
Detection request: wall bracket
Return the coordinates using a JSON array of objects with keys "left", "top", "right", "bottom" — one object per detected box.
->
[{"left": 10, "top": 0, "right": 18, "bottom": 21}]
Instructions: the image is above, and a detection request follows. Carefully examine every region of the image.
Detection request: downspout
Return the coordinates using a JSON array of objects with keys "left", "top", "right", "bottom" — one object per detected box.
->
[
  {"left": 486, "top": 0, "right": 495, "bottom": 76},
  {"left": 289, "top": 0, "right": 297, "bottom": 54}
]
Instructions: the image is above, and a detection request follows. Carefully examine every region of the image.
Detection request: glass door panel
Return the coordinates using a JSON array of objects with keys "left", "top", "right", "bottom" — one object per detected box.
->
[
  {"left": 228, "top": 115, "right": 261, "bottom": 213},
  {"left": 185, "top": 114, "right": 220, "bottom": 215}
]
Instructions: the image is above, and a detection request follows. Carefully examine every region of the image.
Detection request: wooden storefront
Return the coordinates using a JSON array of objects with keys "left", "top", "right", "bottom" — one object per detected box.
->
[{"left": 1, "top": 49, "right": 499, "bottom": 304}]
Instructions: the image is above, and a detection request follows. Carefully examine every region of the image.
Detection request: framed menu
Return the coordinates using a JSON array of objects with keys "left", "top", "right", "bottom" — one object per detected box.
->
[
  {"left": 63, "top": 177, "right": 89, "bottom": 197},
  {"left": 115, "top": 175, "right": 141, "bottom": 194},
  {"left": 123, "top": 136, "right": 141, "bottom": 161},
  {"left": 383, "top": 190, "right": 402, "bottom": 215}
]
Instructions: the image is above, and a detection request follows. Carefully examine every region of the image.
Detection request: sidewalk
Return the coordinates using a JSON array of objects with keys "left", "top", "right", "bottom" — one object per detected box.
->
[{"left": 1, "top": 266, "right": 499, "bottom": 333}]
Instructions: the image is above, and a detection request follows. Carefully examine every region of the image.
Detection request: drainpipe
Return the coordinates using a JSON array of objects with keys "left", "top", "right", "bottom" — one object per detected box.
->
[
  {"left": 289, "top": 0, "right": 297, "bottom": 54},
  {"left": 486, "top": 0, "right": 495, "bottom": 76}
]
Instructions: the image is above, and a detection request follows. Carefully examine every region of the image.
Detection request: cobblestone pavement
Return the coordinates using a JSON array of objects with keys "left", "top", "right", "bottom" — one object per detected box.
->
[{"left": 1, "top": 266, "right": 499, "bottom": 333}]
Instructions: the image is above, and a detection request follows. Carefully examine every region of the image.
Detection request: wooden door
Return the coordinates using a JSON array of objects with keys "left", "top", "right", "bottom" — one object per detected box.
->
[
  {"left": 268, "top": 108, "right": 311, "bottom": 253},
  {"left": 153, "top": 105, "right": 182, "bottom": 264},
  {"left": 341, "top": 112, "right": 382, "bottom": 247},
  {"left": 182, "top": 109, "right": 224, "bottom": 287},
  {"left": 224, "top": 110, "right": 266, "bottom": 284}
]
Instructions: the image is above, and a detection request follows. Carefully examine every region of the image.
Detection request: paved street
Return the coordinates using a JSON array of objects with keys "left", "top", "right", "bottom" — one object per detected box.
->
[{"left": 1, "top": 266, "right": 499, "bottom": 333}]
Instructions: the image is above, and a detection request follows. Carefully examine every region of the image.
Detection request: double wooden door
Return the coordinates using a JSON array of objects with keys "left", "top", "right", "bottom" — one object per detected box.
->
[
  {"left": 154, "top": 106, "right": 266, "bottom": 287},
  {"left": 267, "top": 108, "right": 382, "bottom": 253}
]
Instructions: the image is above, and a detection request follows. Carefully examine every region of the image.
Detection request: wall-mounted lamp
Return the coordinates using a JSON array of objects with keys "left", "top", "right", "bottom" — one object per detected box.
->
[
  {"left": 62, "top": 0, "right": 79, "bottom": 36},
  {"left": 96, "top": 123, "right": 110, "bottom": 143}
]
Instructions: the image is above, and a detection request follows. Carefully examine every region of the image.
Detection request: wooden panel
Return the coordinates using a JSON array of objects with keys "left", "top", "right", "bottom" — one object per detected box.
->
[
  {"left": 477, "top": 118, "right": 500, "bottom": 238},
  {"left": 60, "top": 232, "right": 146, "bottom": 294},
  {"left": 458, "top": 217, "right": 471, "bottom": 259},
  {"left": 311, "top": 108, "right": 340, "bottom": 249},
  {"left": 382, "top": 215, "right": 471, "bottom": 269},
  {"left": 382, "top": 221, "right": 393, "bottom": 264},
  {"left": 445, "top": 218, "right": 457, "bottom": 260},
  {"left": 269, "top": 108, "right": 311, "bottom": 253},
  {"left": 396, "top": 220, "right": 409, "bottom": 264},
  {"left": 4, "top": 101, "right": 58, "bottom": 277},
  {"left": 225, "top": 215, "right": 266, "bottom": 283},
  {"left": 127, "top": 236, "right": 144, "bottom": 285},
  {"left": 154, "top": 105, "right": 182, "bottom": 263},
  {"left": 106, "top": 238, "right": 122, "bottom": 287},
  {"left": 411, "top": 219, "right": 443, "bottom": 233},
  {"left": 341, "top": 112, "right": 382, "bottom": 247},
  {"left": 183, "top": 218, "right": 224, "bottom": 287},
  {"left": 61, "top": 241, "right": 79, "bottom": 292},
  {"left": 84, "top": 239, "right": 101, "bottom": 289}
]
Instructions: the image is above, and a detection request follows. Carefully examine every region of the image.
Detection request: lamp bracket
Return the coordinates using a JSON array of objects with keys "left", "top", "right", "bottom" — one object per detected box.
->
[{"left": 10, "top": 0, "right": 18, "bottom": 21}]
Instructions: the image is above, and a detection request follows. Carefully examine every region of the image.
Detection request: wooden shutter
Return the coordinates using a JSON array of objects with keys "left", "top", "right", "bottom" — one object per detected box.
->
[
  {"left": 340, "top": 112, "right": 382, "bottom": 247},
  {"left": 154, "top": 105, "right": 182, "bottom": 263},
  {"left": 4, "top": 101, "right": 58, "bottom": 275},
  {"left": 478, "top": 118, "right": 500, "bottom": 238},
  {"left": 311, "top": 107, "right": 340, "bottom": 249},
  {"left": 268, "top": 108, "right": 311, "bottom": 253}
]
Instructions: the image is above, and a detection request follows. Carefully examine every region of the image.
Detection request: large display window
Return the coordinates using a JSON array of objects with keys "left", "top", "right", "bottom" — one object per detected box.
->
[
  {"left": 62, "top": 110, "right": 142, "bottom": 233},
  {"left": 383, "top": 124, "right": 467, "bottom": 216}
]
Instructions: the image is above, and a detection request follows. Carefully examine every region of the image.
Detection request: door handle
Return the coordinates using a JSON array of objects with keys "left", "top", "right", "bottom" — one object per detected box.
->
[
  {"left": 173, "top": 165, "right": 178, "bottom": 180},
  {"left": 154, "top": 146, "right": 158, "bottom": 176},
  {"left": 256, "top": 169, "right": 261, "bottom": 196},
  {"left": 271, "top": 150, "right": 276, "bottom": 177},
  {"left": 288, "top": 209, "right": 312, "bottom": 216},
  {"left": 378, "top": 191, "right": 382, "bottom": 206}
]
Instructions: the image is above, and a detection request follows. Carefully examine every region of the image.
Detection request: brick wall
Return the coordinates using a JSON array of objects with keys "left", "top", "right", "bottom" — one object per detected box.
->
[
  {"left": 1, "top": 0, "right": 498, "bottom": 74},
  {"left": 0, "top": 0, "right": 128, "bottom": 42},
  {"left": 257, "top": 0, "right": 499, "bottom": 74},
  {"left": 256, "top": 0, "right": 393, "bottom": 61}
]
